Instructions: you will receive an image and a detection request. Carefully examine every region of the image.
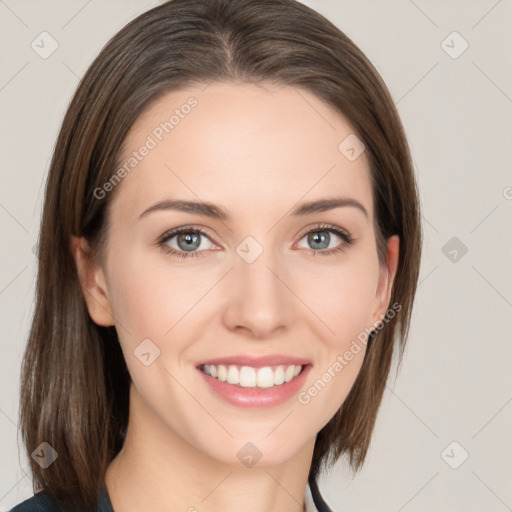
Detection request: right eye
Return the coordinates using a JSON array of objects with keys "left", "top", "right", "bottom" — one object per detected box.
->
[{"left": 158, "top": 227, "right": 217, "bottom": 259}]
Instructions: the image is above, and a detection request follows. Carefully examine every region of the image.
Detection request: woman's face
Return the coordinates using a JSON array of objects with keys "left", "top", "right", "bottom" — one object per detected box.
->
[{"left": 80, "top": 81, "right": 398, "bottom": 467}]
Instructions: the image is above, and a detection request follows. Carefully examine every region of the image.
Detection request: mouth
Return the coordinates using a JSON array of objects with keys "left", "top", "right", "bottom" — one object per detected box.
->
[
  {"left": 200, "top": 363, "right": 306, "bottom": 388},
  {"left": 196, "top": 355, "right": 312, "bottom": 408}
]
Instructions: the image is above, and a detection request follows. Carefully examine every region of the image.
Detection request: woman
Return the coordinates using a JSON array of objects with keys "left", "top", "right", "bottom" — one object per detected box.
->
[{"left": 12, "top": 0, "right": 421, "bottom": 510}]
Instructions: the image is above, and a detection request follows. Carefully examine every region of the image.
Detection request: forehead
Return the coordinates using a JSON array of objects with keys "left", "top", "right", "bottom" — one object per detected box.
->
[{"left": 108, "top": 81, "right": 373, "bottom": 225}]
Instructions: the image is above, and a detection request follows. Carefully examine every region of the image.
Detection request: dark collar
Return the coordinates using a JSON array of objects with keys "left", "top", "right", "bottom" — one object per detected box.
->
[
  {"left": 308, "top": 474, "right": 334, "bottom": 512},
  {"left": 98, "top": 486, "right": 114, "bottom": 511}
]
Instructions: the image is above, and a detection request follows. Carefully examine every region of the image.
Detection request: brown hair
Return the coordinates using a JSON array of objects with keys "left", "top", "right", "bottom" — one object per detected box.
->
[{"left": 19, "top": 0, "right": 422, "bottom": 510}]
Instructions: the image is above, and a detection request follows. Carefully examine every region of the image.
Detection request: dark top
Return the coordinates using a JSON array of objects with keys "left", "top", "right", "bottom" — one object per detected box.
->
[
  {"left": 9, "top": 487, "right": 113, "bottom": 512},
  {"left": 10, "top": 475, "right": 333, "bottom": 511}
]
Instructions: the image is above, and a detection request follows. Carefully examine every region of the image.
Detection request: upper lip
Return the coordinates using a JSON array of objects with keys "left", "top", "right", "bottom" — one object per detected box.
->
[{"left": 196, "top": 354, "right": 312, "bottom": 368}]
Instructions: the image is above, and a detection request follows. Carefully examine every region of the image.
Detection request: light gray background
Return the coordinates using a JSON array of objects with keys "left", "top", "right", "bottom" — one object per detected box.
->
[{"left": 1, "top": 1, "right": 511, "bottom": 510}]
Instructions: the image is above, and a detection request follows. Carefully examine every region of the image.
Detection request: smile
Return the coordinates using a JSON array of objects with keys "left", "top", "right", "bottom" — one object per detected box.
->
[{"left": 196, "top": 355, "right": 312, "bottom": 408}]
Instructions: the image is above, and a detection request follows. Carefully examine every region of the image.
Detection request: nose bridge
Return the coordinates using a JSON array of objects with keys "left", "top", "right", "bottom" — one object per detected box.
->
[{"left": 222, "top": 240, "right": 293, "bottom": 337}]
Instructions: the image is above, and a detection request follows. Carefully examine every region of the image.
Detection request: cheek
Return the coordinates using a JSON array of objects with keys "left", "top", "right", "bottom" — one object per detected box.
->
[
  {"left": 106, "top": 247, "right": 204, "bottom": 344},
  {"left": 293, "top": 255, "right": 380, "bottom": 345},
  {"left": 104, "top": 251, "right": 200, "bottom": 415},
  {"left": 289, "top": 255, "right": 378, "bottom": 417},
  {"left": 292, "top": 263, "right": 377, "bottom": 430}
]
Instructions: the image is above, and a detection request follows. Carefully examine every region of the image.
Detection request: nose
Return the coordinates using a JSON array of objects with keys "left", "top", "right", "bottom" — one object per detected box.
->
[{"left": 221, "top": 250, "right": 295, "bottom": 339}]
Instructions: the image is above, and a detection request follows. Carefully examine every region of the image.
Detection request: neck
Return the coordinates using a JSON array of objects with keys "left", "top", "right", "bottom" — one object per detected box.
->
[{"left": 105, "top": 383, "right": 315, "bottom": 512}]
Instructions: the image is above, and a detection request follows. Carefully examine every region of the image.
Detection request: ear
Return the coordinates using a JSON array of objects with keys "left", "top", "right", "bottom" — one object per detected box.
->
[
  {"left": 70, "top": 235, "right": 114, "bottom": 326},
  {"left": 371, "top": 235, "right": 400, "bottom": 326}
]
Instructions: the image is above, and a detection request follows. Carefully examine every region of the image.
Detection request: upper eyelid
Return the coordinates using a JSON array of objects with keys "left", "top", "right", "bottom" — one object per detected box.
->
[{"left": 296, "top": 223, "right": 350, "bottom": 237}]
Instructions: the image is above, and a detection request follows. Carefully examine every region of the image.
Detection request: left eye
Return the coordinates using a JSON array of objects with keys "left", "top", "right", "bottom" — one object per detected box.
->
[
  {"left": 295, "top": 225, "right": 353, "bottom": 256},
  {"left": 297, "top": 228, "right": 346, "bottom": 251}
]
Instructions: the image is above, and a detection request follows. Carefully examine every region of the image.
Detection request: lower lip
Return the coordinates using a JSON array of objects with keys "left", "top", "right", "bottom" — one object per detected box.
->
[{"left": 198, "top": 365, "right": 312, "bottom": 408}]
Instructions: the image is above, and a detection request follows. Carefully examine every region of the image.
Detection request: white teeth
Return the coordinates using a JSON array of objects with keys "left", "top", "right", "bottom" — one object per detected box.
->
[
  {"left": 284, "top": 365, "right": 295, "bottom": 383},
  {"left": 227, "top": 365, "right": 239, "bottom": 385},
  {"left": 202, "top": 363, "right": 304, "bottom": 388},
  {"left": 217, "top": 364, "right": 227, "bottom": 382},
  {"left": 239, "top": 366, "right": 256, "bottom": 387},
  {"left": 256, "top": 367, "right": 274, "bottom": 388},
  {"left": 274, "top": 365, "right": 285, "bottom": 385}
]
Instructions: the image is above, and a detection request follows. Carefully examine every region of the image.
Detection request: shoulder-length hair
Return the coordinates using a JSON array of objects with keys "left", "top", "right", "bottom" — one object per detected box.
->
[{"left": 19, "top": 0, "right": 422, "bottom": 510}]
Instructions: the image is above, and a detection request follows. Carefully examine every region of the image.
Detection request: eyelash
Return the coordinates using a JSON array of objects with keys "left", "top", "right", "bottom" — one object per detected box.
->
[{"left": 156, "top": 223, "right": 354, "bottom": 259}]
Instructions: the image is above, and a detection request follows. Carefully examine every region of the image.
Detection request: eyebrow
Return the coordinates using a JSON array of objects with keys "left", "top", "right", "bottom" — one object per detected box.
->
[{"left": 138, "top": 197, "right": 368, "bottom": 221}]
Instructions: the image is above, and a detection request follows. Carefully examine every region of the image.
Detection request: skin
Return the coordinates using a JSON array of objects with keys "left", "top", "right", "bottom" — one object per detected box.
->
[{"left": 71, "top": 81, "right": 399, "bottom": 512}]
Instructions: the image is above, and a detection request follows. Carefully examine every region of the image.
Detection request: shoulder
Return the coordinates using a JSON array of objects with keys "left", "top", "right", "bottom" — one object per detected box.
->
[{"left": 9, "top": 491, "right": 60, "bottom": 511}]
